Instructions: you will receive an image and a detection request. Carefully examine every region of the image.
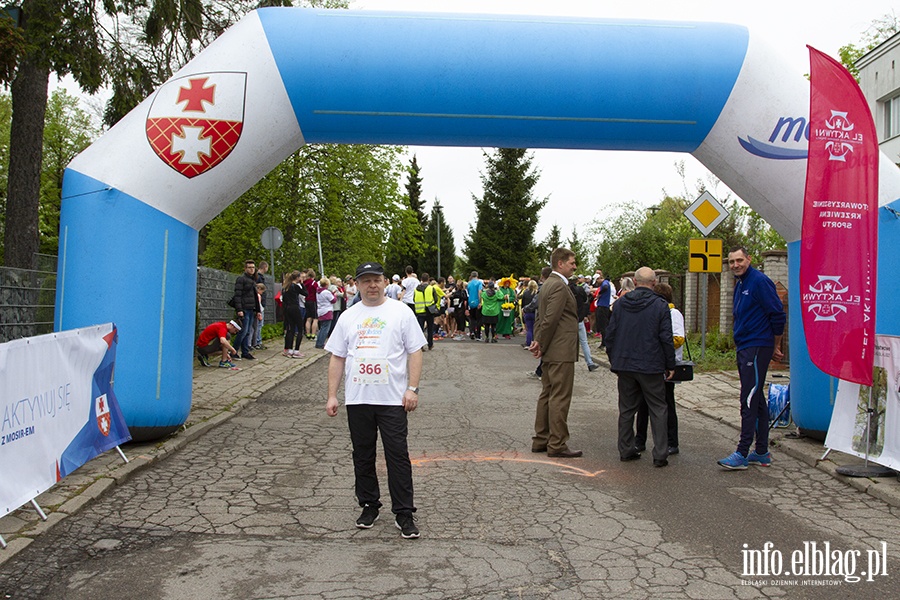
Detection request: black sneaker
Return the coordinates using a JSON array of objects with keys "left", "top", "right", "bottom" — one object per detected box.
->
[
  {"left": 356, "top": 504, "right": 379, "bottom": 529},
  {"left": 197, "top": 353, "right": 210, "bottom": 367},
  {"left": 242, "top": 353, "right": 257, "bottom": 360},
  {"left": 395, "top": 512, "right": 419, "bottom": 539}
]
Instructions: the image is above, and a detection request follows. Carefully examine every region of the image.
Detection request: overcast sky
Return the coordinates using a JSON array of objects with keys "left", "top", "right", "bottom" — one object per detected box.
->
[{"left": 348, "top": 0, "right": 893, "bottom": 250}]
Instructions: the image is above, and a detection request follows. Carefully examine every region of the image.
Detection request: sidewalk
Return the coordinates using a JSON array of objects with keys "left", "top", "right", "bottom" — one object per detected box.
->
[
  {"left": 3, "top": 342, "right": 900, "bottom": 563},
  {"left": 0, "top": 343, "right": 330, "bottom": 562},
  {"left": 676, "top": 367, "right": 900, "bottom": 507}
]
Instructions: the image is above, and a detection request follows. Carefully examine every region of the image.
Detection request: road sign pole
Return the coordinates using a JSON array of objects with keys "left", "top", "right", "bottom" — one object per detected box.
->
[{"left": 700, "top": 273, "right": 708, "bottom": 361}]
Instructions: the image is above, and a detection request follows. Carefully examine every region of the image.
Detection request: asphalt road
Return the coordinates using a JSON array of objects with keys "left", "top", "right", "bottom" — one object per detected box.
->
[{"left": 1, "top": 338, "right": 898, "bottom": 599}]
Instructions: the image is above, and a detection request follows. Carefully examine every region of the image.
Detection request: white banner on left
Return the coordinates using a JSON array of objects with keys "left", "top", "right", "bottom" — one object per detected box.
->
[
  {"left": 0, "top": 323, "right": 131, "bottom": 517},
  {"left": 825, "top": 335, "right": 900, "bottom": 471}
]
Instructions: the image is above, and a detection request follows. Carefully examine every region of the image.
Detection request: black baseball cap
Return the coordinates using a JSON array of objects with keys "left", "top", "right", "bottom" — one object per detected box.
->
[{"left": 355, "top": 262, "right": 385, "bottom": 278}]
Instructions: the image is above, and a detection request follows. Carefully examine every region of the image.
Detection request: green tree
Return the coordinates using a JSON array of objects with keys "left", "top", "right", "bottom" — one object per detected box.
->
[
  {"left": 2, "top": 0, "right": 115, "bottom": 268},
  {"left": 383, "top": 155, "right": 427, "bottom": 275},
  {"left": 838, "top": 12, "right": 899, "bottom": 78},
  {"left": 421, "top": 200, "right": 455, "bottom": 279},
  {"left": 200, "top": 143, "right": 406, "bottom": 278},
  {"left": 38, "top": 88, "right": 97, "bottom": 256},
  {"left": 587, "top": 170, "right": 785, "bottom": 280},
  {"left": 531, "top": 223, "right": 561, "bottom": 273},
  {"left": 0, "top": 91, "right": 11, "bottom": 263},
  {"left": 105, "top": 1, "right": 345, "bottom": 126},
  {"left": 567, "top": 226, "right": 587, "bottom": 272},
  {"left": 463, "top": 148, "right": 546, "bottom": 278},
  {"left": 405, "top": 154, "right": 427, "bottom": 229}
]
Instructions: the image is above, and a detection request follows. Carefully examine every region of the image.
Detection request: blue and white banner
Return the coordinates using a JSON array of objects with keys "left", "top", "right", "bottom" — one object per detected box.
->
[
  {"left": 825, "top": 335, "right": 900, "bottom": 471},
  {"left": 0, "top": 323, "right": 130, "bottom": 517}
]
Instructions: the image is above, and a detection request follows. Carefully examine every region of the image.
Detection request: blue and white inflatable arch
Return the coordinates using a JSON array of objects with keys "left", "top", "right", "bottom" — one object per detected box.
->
[{"left": 57, "top": 8, "right": 900, "bottom": 439}]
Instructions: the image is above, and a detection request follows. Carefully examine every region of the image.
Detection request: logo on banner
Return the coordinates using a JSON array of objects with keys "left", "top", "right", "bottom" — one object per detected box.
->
[
  {"left": 96, "top": 394, "right": 111, "bottom": 436},
  {"left": 738, "top": 116, "right": 809, "bottom": 160},
  {"left": 803, "top": 275, "right": 859, "bottom": 322},
  {"left": 146, "top": 72, "right": 246, "bottom": 178},
  {"left": 813, "top": 110, "right": 864, "bottom": 163}
]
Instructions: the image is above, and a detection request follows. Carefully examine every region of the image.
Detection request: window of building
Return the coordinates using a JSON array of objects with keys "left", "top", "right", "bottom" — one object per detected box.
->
[{"left": 885, "top": 95, "right": 900, "bottom": 140}]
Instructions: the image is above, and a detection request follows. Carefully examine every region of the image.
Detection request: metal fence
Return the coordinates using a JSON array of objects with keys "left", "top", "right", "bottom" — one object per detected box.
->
[{"left": 0, "top": 254, "right": 58, "bottom": 343}]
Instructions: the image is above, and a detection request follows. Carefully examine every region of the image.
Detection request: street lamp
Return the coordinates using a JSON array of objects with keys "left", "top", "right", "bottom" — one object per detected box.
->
[
  {"left": 434, "top": 200, "right": 441, "bottom": 280},
  {"left": 312, "top": 218, "right": 324, "bottom": 276}
]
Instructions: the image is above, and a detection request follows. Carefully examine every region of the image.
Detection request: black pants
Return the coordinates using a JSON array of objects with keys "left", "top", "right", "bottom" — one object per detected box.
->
[
  {"left": 283, "top": 304, "right": 303, "bottom": 350},
  {"left": 468, "top": 306, "right": 482, "bottom": 338},
  {"left": 635, "top": 381, "right": 679, "bottom": 449},
  {"left": 416, "top": 311, "right": 434, "bottom": 349},
  {"left": 346, "top": 404, "right": 415, "bottom": 515},
  {"left": 595, "top": 306, "right": 610, "bottom": 339},
  {"left": 617, "top": 371, "right": 668, "bottom": 462}
]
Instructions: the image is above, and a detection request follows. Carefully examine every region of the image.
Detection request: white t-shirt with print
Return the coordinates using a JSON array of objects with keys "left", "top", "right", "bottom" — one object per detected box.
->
[{"left": 325, "top": 298, "right": 427, "bottom": 406}]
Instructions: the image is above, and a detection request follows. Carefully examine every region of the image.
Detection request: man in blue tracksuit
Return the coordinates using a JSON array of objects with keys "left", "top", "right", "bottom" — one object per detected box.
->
[{"left": 718, "top": 247, "right": 786, "bottom": 470}]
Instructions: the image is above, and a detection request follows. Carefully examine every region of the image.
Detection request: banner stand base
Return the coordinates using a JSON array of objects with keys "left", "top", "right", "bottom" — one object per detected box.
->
[
  {"left": 30, "top": 499, "right": 48, "bottom": 521},
  {"left": 116, "top": 446, "right": 129, "bottom": 464},
  {"left": 835, "top": 464, "right": 896, "bottom": 478}
]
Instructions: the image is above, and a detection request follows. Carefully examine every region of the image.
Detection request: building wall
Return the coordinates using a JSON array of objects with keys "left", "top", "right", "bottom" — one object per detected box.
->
[{"left": 857, "top": 31, "right": 900, "bottom": 163}]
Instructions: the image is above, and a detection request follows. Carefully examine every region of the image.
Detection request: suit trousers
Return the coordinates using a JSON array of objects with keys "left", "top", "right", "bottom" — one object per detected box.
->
[
  {"left": 533, "top": 361, "right": 575, "bottom": 453},
  {"left": 346, "top": 404, "right": 416, "bottom": 515},
  {"left": 616, "top": 371, "right": 668, "bottom": 462}
]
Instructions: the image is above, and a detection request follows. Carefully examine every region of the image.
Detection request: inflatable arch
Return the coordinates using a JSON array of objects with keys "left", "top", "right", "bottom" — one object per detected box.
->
[{"left": 57, "top": 8, "right": 900, "bottom": 440}]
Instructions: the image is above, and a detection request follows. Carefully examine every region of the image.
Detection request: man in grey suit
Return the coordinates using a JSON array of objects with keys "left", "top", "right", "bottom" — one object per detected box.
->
[{"left": 529, "top": 247, "right": 581, "bottom": 458}]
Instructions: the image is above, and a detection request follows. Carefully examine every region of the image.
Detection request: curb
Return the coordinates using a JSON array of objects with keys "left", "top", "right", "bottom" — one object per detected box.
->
[{"left": 0, "top": 351, "right": 329, "bottom": 566}]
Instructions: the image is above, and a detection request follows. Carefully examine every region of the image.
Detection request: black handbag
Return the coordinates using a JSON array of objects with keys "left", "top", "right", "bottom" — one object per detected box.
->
[{"left": 670, "top": 337, "right": 694, "bottom": 382}]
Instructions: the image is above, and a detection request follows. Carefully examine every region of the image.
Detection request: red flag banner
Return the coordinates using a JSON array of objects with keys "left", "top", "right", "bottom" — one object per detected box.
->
[{"left": 801, "top": 46, "right": 878, "bottom": 386}]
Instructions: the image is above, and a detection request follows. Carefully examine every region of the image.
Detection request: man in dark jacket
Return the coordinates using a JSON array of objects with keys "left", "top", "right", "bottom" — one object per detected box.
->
[
  {"left": 605, "top": 267, "right": 675, "bottom": 467},
  {"left": 233, "top": 260, "right": 260, "bottom": 360}
]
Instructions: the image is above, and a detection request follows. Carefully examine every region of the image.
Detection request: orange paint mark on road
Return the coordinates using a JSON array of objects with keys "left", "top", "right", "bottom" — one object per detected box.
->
[{"left": 410, "top": 452, "right": 605, "bottom": 478}]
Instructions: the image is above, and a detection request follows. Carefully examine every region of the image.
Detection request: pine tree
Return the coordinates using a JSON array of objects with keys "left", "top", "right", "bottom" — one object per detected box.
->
[
  {"left": 384, "top": 155, "right": 427, "bottom": 274},
  {"left": 464, "top": 148, "right": 546, "bottom": 278},
  {"left": 421, "top": 200, "right": 455, "bottom": 279},
  {"left": 405, "top": 155, "right": 427, "bottom": 229},
  {"left": 567, "top": 226, "right": 586, "bottom": 272}
]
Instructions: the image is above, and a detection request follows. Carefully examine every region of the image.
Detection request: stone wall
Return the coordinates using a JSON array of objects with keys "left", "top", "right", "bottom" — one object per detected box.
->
[{"left": 196, "top": 267, "right": 275, "bottom": 333}]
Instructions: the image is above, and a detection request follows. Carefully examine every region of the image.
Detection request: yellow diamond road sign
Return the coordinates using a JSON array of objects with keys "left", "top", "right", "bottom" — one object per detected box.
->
[
  {"left": 689, "top": 239, "right": 723, "bottom": 273},
  {"left": 685, "top": 191, "right": 729, "bottom": 236}
]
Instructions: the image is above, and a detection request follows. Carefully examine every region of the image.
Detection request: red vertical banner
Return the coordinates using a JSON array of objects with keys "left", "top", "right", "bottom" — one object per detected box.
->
[{"left": 802, "top": 46, "right": 878, "bottom": 386}]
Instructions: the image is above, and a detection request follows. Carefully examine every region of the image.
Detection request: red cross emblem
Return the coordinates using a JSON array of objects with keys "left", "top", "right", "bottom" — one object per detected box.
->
[
  {"left": 146, "top": 72, "right": 246, "bottom": 178},
  {"left": 96, "top": 393, "right": 111, "bottom": 437}
]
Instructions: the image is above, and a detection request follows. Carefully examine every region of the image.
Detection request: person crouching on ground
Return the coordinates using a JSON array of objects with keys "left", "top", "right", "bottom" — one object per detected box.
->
[{"left": 196, "top": 320, "right": 241, "bottom": 368}]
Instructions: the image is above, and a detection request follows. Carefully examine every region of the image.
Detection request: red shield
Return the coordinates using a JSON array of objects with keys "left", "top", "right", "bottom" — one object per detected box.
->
[
  {"left": 146, "top": 72, "right": 247, "bottom": 178},
  {"left": 95, "top": 393, "right": 111, "bottom": 437}
]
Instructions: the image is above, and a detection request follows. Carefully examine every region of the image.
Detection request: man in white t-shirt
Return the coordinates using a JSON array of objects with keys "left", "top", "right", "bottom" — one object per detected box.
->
[
  {"left": 326, "top": 261, "right": 427, "bottom": 539},
  {"left": 400, "top": 265, "right": 419, "bottom": 312}
]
